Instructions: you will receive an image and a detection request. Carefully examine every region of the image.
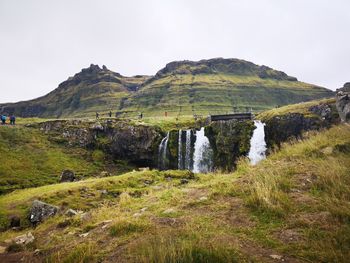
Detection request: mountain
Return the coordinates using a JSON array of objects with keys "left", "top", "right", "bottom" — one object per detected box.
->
[
  {"left": 0, "top": 58, "right": 334, "bottom": 118},
  {"left": 0, "top": 64, "right": 150, "bottom": 118}
]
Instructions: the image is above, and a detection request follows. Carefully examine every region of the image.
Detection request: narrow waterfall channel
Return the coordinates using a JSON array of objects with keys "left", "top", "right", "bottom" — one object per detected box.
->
[
  {"left": 158, "top": 132, "right": 169, "bottom": 170},
  {"left": 193, "top": 127, "right": 213, "bottom": 173},
  {"left": 248, "top": 120, "right": 267, "bottom": 165},
  {"left": 184, "top": 130, "right": 192, "bottom": 170}
]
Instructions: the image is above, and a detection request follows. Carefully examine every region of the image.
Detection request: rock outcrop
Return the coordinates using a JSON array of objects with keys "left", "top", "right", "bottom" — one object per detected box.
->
[
  {"left": 60, "top": 170, "right": 75, "bottom": 183},
  {"left": 38, "top": 119, "right": 164, "bottom": 167},
  {"left": 29, "top": 200, "right": 58, "bottom": 225},
  {"left": 336, "top": 82, "right": 350, "bottom": 122},
  {"left": 263, "top": 101, "right": 339, "bottom": 149},
  {"left": 205, "top": 120, "right": 255, "bottom": 171}
]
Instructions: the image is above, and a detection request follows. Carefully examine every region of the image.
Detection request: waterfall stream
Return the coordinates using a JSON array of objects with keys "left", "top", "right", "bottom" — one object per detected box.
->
[
  {"left": 248, "top": 120, "right": 267, "bottom": 165},
  {"left": 158, "top": 132, "right": 169, "bottom": 170},
  {"left": 184, "top": 130, "right": 192, "bottom": 170},
  {"left": 193, "top": 127, "right": 213, "bottom": 173}
]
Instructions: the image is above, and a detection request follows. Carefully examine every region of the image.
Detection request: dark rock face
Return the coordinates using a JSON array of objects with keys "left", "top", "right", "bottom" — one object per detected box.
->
[
  {"left": 205, "top": 120, "right": 255, "bottom": 171},
  {"left": 39, "top": 120, "right": 163, "bottom": 167},
  {"left": 10, "top": 216, "right": 21, "bottom": 228},
  {"left": 29, "top": 200, "right": 58, "bottom": 225},
  {"left": 336, "top": 82, "right": 350, "bottom": 122},
  {"left": 60, "top": 170, "right": 75, "bottom": 183}
]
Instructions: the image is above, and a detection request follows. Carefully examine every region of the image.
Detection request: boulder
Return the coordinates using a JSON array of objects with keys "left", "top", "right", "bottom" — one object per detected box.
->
[
  {"left": 14, "top": 232, "right": 35, "bottom": 245},
  {"left": 29, "top": 200, "right": 58, "bottom": 225},
  {"left": 65, "top": 209, "right": 78, "bottom": 217},
  {"left": 60, "top": 170, "right": 75, "bottom": 182},
  {"left": 336, "top": 82, "right": 350, "bottom": 122},
  {"left": 9, "top": 216, "right": 21, "bottom": 228}
]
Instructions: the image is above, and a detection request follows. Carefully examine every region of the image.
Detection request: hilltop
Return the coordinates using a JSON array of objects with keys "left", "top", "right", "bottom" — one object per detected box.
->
[{"left": 0, "top": 58, "right": 334, "bottom": 118}]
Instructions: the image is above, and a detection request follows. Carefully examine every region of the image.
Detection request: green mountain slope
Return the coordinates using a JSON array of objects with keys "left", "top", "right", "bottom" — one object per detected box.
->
[
  {"left": 122, "top": 58, "right": 334, "bottom": 116},
  {"left": 0, "top": 65, "right": 149, "bottom": 118},
  {"left": 0, "top": 58, "right": 334, "bottom": 118}
]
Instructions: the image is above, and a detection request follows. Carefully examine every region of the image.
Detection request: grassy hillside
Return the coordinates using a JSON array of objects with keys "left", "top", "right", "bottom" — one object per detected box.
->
[
  {"left": 257, "top": 98, "right": 337, "bottom": 120},
  {"left": 122, "top": 73, "right": 333, "bottom": 117},
  {"left": 0, "top": 124, "right": 349, "bottom": 262},
  {"left": 0, "top": 59, "right": 334, "bottom": 119},
  {"left": 0, "top": 125, "right": 132, "bottom": 194}
]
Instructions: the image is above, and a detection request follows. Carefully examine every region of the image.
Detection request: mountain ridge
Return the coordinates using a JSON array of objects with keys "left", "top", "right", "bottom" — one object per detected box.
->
[{"left": 0, "top": 58, "right": 334, "bottom": 118}]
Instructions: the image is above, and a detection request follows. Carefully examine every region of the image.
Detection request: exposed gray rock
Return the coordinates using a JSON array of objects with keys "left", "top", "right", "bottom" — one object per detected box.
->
[
  {"left": 336, "top": 82, "right": 350, "bottom": 122},
  {"left": 65, "top": 209, "right": 78, "bottom": 217},
  {"left": 29, "top": 200, "right": 58, "bottom": 225},
  {"left": 60, "top": 170, "right": 75, "bottom": 182},
  {"left": 14, "top": 232, "right": 35, "bottom": 245}
]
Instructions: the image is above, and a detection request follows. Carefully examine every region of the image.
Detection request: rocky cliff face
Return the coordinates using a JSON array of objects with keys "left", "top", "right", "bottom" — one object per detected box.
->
[
  {"left": 205, "top": 120, "right": 255, "bottom": 171},
  {"left": 263, "top": 102, "right": 339, "bottom": 149},
  {"left": 336, "top": 82, "right": 350, "bottom": 122},
  {"left": 38, "top": 119, "right": 163, "bottom": 167}
]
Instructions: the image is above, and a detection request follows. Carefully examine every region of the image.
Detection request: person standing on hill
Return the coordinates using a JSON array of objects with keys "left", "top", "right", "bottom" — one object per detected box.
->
[
  {"left": 1, "top": 115, "right": 6, "bottom": 125},
  {"left": 10, "top": 115, "right": 16, "bottom": 125},
  {"left": 96, "top": 112, "right": 99, "bottom": 119}
]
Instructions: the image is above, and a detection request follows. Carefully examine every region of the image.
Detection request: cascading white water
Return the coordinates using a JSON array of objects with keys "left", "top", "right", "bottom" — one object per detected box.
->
[
  {"left": 178, "top": 130, "right": 183, "bottom": 169},
  {"left": 248, "top": 120, "right": 267, "bottom": 165},
  {"left": 184, "top": 130, "right": 192, "bottom": 170},
  {"left": 158, "top": 132, "right": 169, "bottom": 169},
  {"left": 193, "top": 127, "right": 213, "bottom": 173}
]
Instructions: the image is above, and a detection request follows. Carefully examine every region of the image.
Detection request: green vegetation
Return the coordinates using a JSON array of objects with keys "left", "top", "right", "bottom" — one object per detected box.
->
[
  {"left": 0, "top": 126, "right": 105, "bottom": 194},
  {"left": 0, "top": 59, "right": 334, "bottom": 119},
  {"left": 257, "top": 97, "right": 336, "bottom": 120},
  {"left": 120, "top": 73, "right": 333, "bottom": 118},
  {"left": 0, "top": 123, "right": 349, "bottom": 262}
]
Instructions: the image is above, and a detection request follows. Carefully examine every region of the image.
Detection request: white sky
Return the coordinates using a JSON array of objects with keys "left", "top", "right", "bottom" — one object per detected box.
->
[{"left": 0, "top": 0, "right": 349, "bottom": 103}]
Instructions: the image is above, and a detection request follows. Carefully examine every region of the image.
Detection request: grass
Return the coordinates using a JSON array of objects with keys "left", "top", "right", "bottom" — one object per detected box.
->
[
  {"left": 0, "top": 126, "right": 104, "bottom": 194},
  {"left": 257, "top": 97, "right": 336, "bottom": 120},
  {"left": 0, "top": 124, "right": 349, "bottom": 262}
]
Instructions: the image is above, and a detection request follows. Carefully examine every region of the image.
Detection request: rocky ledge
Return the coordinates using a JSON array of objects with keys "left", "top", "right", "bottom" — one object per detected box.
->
[{"left": 336, "top": 82, "right": 350, "bottom": 122}]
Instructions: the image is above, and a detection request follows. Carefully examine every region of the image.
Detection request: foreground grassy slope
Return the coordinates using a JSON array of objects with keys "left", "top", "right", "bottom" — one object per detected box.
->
[{"left": 0, "top": 124, "right": 349, "bottom": 262}]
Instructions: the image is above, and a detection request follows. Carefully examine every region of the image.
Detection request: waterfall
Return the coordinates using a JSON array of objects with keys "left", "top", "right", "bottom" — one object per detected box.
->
[
  {"left": 178, "top": 130, "right": 183, "bottom": 169},
  {"left": 158, "top": 132, "right": 169, "bottom": 170},
  {"left": 248, "top": 120, "right": 267, "bottom": 165},
  {"left": 193, "top": 127, "right": 213, "bottom": 173},
  {"left": 184, "top": 130, "right": 192, "bottom": 170}
]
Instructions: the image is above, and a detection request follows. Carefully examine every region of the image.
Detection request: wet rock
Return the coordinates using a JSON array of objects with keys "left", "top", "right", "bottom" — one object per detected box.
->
[
  {"left": 29, "top": 200, "right": 58, "bottom": 225},
  {"left": 336, "top": 82, "right": 350, "bottom": 122},
  {"left": 14, "top": 232, "right": 35, "bottom": 245},
  {"left": 60, "top": 170, "right": 75, "bottom": 182}
]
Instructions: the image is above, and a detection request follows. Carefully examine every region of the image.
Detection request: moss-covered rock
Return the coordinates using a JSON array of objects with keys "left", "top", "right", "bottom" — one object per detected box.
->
[{"left": 205, "top": 120, "right": 255, "bottom": 171}]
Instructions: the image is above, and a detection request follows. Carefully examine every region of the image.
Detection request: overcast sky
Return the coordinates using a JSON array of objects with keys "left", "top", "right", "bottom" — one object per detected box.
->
[{"left": 0, "top": 0, "right": 349, "bottom": 103}]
